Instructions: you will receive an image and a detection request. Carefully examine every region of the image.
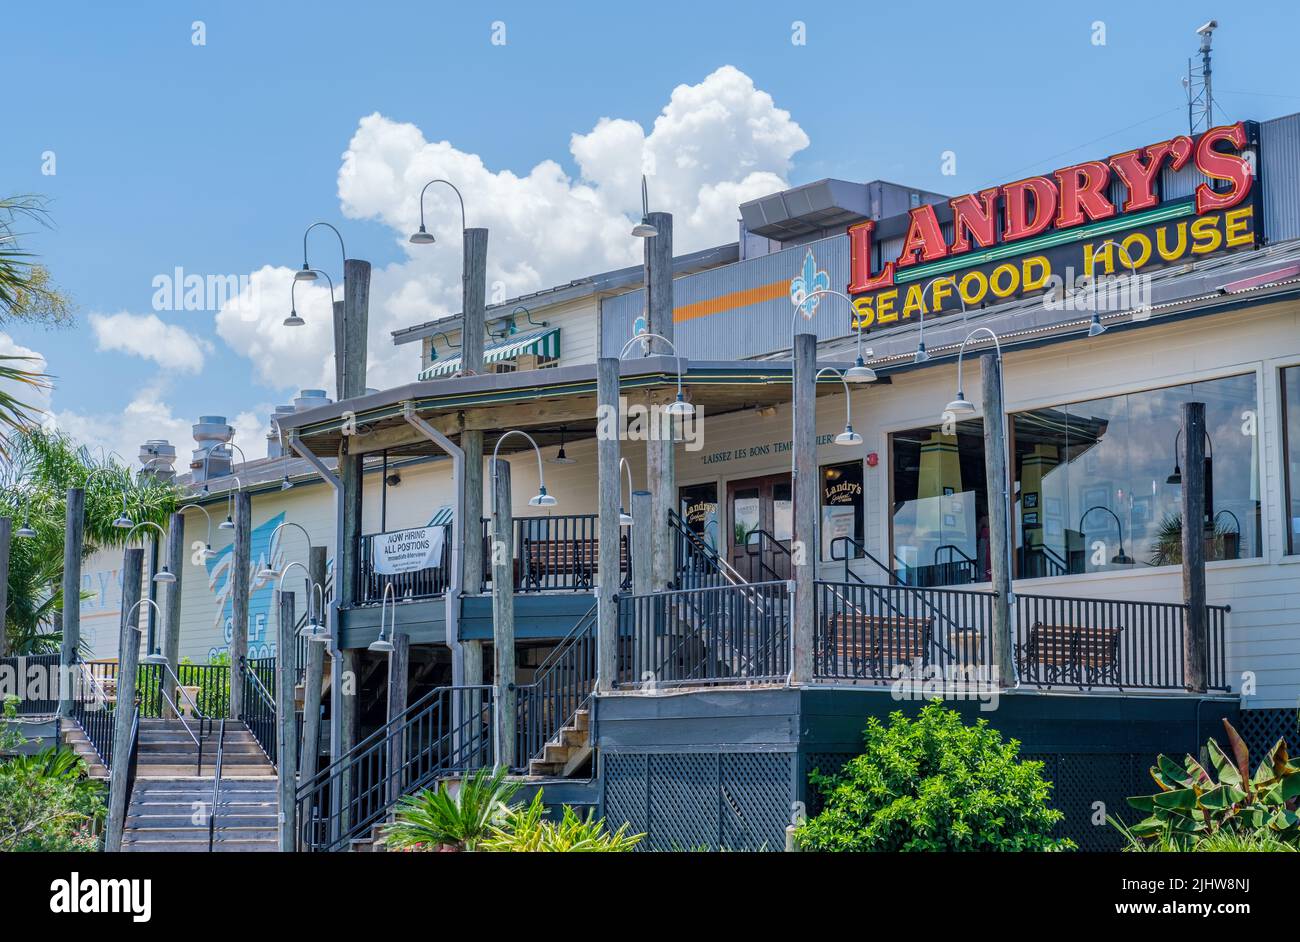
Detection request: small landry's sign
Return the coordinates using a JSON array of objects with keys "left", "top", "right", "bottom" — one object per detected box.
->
[
  {"left": 372, "top": 527, "right": 444, "bottom": 575},
  {"left": 847, "top": 121, "right": 1262, "bottom": 326}
]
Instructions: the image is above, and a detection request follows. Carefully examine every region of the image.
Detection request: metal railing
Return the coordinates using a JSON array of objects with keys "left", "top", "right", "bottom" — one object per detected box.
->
[
  {"left": 295, "top": 685, "right": 494, "bottom": 852},
  {"left": 484, "top": 514, "right": 631, "bottom": 593},
  {"left": 173, "top": 663, "right": 230, "bottom": 719},
  {"left": 357, "top": 524, "right": 452, "bottom": 603},
  {"left": 207, "top": 718, "right": 226, "bottom": 852},
  {"left": 815, "top": 580, "right": 996, "bottom": 683},
  {"left": 514, "top": 605, "right": 597, "bottom": 767},
  {"left": 670, "top": 510, "right": 746, "bottom": 592},
  {"left": 0, "top": 653, "right": 60, "bottom": 714},
  {"left": 616, "top": 581, "right": 791, "bottom": 687},
  {"left": 69, "top": 662, "right": 116, "bottom": 767},
  {"left": 1013, "top": 593, "right": 1229, "bottom": 691},
  {"left": 240, "top": 656, "right": 277, "bottom": 765},
  {"left": 829, "top": 535, "right": 907, "bottom": 586},
  {"left": 739, "top": 529, "right": 792, "bottom": 583}
]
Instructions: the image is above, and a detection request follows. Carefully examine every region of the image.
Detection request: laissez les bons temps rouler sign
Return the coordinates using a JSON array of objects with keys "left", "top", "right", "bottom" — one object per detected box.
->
[{"left": 846, "top": 121, "right": 1261, "bottom": 327}]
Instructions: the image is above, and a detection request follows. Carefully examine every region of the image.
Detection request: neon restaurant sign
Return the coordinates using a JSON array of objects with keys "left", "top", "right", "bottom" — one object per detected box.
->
[{"left": 847, "top": 122, "right": 1261, "bottom": 327}]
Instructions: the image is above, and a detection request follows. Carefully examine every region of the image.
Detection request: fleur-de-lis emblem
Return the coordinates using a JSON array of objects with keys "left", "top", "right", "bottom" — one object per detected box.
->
[{"left": 790, "top": 249, "right": 830, "bottom": 319}]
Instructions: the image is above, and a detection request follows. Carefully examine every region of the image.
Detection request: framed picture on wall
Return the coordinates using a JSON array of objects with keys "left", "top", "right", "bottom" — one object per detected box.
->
[
  {"left": 1081, "top": 485, "right": 1110, "bottom": 513},
  {"left": 1023, "top": 511, "right": 1040, "bottom": 526}
]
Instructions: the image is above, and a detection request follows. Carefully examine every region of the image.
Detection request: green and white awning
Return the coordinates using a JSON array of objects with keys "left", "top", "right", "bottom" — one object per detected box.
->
[
  {"left": 419, "top": 327, "right": 560, "bottom": 380},
  {"left": 427, "top": 506, "right": 454, "bottom": 527}
]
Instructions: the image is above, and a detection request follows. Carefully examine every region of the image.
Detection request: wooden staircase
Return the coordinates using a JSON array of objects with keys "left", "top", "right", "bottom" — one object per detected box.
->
[
  {"left": 123, "top": 778, "right": 278, "bottom": 852},
  {"left": 527, "top": 708, "right": 592, "bottom": 778},
  {"left": 60, "top": 718, "right": 108, "bottom": 780}
]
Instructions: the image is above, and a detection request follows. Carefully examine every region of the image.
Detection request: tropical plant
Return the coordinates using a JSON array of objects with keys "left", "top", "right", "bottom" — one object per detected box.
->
[
  {"left": 0, "top": 428, "right": 178, "bottom": 654},
  {"left": 379, "top": 765, "right": 521, "bottom": 851},
  {"left": 796, "top": 700, "right": 1073, "bottom": 852},
  {"left": 482, "top": 791, "right": 644, "bottom": 852},
  {"left": 0, "top": 196, "right": 75, "bottom": 328},
  {"left": 1149, "top": 512, "right": 1239, "bottom": 566},
  {"left": 1119, "top": 718, "right": 1300, "bottom": 851},
  {"left": 0, "top": 699, "right": 105, "bottom": 851}
]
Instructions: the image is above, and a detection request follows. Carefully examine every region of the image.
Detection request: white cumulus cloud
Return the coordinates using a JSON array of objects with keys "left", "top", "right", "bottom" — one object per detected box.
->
[
  {"left": 217, "top": 65, "right": 809, "bottom": 394},
  {"left": 90, "top": 312, "right": 212, "bottom": 373}
]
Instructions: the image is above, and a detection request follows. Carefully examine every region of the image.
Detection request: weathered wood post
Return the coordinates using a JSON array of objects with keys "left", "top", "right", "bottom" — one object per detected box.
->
[
  {"left": 161, "top": 512, "right": 184, "bottom": 719},
  {"left": 275, "top": 589, "right": 298, "bottom": 851},
  {"left": 459, "top": 226, "right": 489, "bottom": 686},
  {"left": 597, "top": 358, "right": 622, "bottom": 693},
  {"left": 229, "top": 491, "right": 252, "bottom": 721},
  {"left": 0, "top": 517, "right": 10, "bottom": 659},
  {"left": 386, "top": 629, "right": 410, "bottom": 805},
  {"left": 644, "top": 211, "right": 676, "bottom": 591},
  {"left": 981, "top": 353, "right": 1015, "bottom": 685},
  {"left": 631, "top": 489, "right": 653, "bottom": 685},
  {"left": 791, "top": 332, "right": 817, "bottom": 684},
  {"left": 489, "top": 458, "right": 515, "bottom": 769},
  {"left": 631, "top": 490, "right": 653, "bottom": 596},
  {"left": 106, "top": 547, "right": 144, "bottom": 852},
  {"left": 59, "top": 487, "right": 85, "bottom": 717},
  {"left": 299, "top": 545, "right": 327, "bottom": 785},
  {"left": 1181, "top": 401, "right": 1209, "bottom": 693}
]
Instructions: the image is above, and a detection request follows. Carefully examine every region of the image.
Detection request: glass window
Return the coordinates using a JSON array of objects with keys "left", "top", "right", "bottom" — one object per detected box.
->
[
  {"left": 678, "top": 484, "right": 720, "bottom": 550},
  {"left": 731, "top": 485, "right": 761, "bottom": 547},
  {"left": 821, "top": 461, "right": 865, "bottom": 561},
  {"left": 1012, "top": 373, "right": 1260, "bottom": 576},
  {"left": 772, "top": 481, "right": 793, "bottom": 542},
  {"left": 889, "top": 419, "right": 988, "bottom": 586},
  {"left": 1283, "top": 366, "right": 1300, "bottom": 554}
]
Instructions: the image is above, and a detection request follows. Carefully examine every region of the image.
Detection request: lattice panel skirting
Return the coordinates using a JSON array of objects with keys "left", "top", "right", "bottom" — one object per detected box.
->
[
  {"left": 1237, "top": 708, "right": 1299, "bottom": 761},
  {"left": 603, "top": 751, "right": 794, "bottom": 851}
]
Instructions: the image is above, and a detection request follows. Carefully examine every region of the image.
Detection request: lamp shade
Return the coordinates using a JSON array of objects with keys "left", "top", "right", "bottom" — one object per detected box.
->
[
  {"left": 409, "top": 227, "right": 436, "bottom": 245},
  {"left": 294, "top": 267, "right": 318, "bottom": 283},
  {"left": 631, "top": 218, "right": 658, "bottom": 238},
  {"left": 945, "top": 392, "right": 976, "bottom": 415}
]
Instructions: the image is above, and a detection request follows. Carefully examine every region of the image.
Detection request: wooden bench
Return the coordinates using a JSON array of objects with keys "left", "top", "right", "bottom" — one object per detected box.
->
[
  {"left": 1016, "top": 623, "right": 1123, "bottom": 687},
  {"left": 819, "top": 613, "right": 933, "bottom": 678},
  {"left": 521, "top": 538, "right": 629, "bottom": 590}
]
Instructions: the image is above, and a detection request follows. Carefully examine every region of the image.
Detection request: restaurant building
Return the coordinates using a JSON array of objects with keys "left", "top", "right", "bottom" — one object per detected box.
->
[{"left": 84, "top": 112, "right": 1300, "bottom": 851}]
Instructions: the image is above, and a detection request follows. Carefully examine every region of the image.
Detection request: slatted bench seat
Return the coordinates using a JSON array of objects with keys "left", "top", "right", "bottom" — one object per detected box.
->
[
  {"left": 1016, "top": 623, "right": 1123, "bottom": 687},
  {"left": 520, "top": 538, "right": 630, "bottom": 590},
  {"left": 818, "top": 613, "right": 934, "bottom": 678}
]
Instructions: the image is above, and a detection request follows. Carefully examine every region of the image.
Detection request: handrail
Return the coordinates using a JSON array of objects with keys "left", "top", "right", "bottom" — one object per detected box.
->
[
  {"left": 118, "top": 705, "right": 142, "bottom": 828},
  {"left": 514, "top": 603, "right": 597, "bottom": 766},
  {"left": 207, "top": 718, "right": 226, "bottom": 852},
  {"left": 829, "top": 535, "right": 906, "bottom": 586},
  {"left": 669, "top": 510, "right": 748, "bottom": 588},
  {"left": 239, "top": 656, "right": 278, "bottom": 765},
  {"left": 744, "top": 528, "right": 791, "bottom": 583}
]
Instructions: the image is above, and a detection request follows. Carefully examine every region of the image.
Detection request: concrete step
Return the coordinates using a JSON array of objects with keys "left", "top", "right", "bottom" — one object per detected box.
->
[
  {"left": 128, "top": 813, "right": 277, "bottom": 828},
  {"left": 135, "top": 765, "right": 273, "bottom": 778}
]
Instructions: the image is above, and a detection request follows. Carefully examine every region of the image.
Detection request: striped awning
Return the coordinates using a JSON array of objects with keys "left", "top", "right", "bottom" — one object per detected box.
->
[
  {"left": 419, "top": 327, "right": 560, "bottom": 380},
  {"left": 427, "top": 506, "right": 454, "bottom": 527}
]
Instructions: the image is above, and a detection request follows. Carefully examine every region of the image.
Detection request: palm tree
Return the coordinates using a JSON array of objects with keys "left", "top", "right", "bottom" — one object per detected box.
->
[{"left": 1, "top": 428, "right": 179, "bottom": 653}]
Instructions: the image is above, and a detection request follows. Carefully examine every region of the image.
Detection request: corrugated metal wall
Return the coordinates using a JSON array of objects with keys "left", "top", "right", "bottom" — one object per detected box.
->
[{"left": 1262, "top": 112, "right": 1300, "bottom": 243}]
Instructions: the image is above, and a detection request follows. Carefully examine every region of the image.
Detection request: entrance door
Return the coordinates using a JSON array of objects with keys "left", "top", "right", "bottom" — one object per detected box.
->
[{"left": 727, "top": 473, "right": 792, "bottom": 581}]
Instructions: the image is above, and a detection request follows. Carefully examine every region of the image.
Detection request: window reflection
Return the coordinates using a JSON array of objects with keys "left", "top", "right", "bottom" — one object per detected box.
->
[
  {"left": 889, "top": 419, "right": 989, "bottom": 586},
  {"left": 1283, "top": 366, "right": 1300, "bottom": 555},
  {"left": 1012, "top": 373, "right": 1260, "bottom": 576}
]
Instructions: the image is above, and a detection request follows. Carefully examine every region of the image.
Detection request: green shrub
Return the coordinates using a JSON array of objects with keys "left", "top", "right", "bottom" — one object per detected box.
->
[
  {"left": 0, "top": 701, "right": 105, "bottom": 851},
  {"left": 796, "top": 700, "right": 1072, "bottom": 852}
]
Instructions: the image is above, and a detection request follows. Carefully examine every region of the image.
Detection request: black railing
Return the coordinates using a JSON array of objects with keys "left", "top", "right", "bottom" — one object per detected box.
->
[
  {"left": 174, "top": 663, "right": 230, "bottom": 719},
  {"left": 829, "top": 535, "right": 906, "bottom": 586},
  {"left": 208, "top": 718, "right": 226, "bottom": 852},
  {"left": 111, "top": 705, "right": 142, "bottom": 834},
  {"left": 739, "top": 529, "right": 792, "bottom": 583},
  {"left": 357, "top": 524, "right": 452, "bottom": 603},
  {"left": 670, "top": 510, "right": 738, "bottom": 591},
  {"left": 815, "top": 580, "right": 995, "bottom": 682},
  {"left": 1013, "top": 593, "right": 1229, "bottom": 691},
  {"left": 240, "top": 656, "right": 277, "bottom": 765},
  {"left": 485, "top": 514, "right": 631, "bottom": 593},
  {"left": 0, "top": 653, "right": 60, "bottom": 714},
  {"left": 295, "top": 685, "right": 494, "bottom": 852},
  {"left": 515, "top": 605, "right": 597, "bottom": 767},
  {"left": 617, "top": 581, "right": 790, "bottom": 687},
  {"left": 70, "top": 664, "right": 116, "bottom": 767}
]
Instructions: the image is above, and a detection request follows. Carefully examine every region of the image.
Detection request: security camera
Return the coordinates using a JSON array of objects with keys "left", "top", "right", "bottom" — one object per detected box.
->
[{"left": 1196, "top": 20, "right": 1217, "bottom": 36}]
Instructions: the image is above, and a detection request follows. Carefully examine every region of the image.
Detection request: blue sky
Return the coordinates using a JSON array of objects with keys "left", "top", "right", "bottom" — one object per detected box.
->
[{"left": 3, "top": 0, "right": 1299, "bottom": 461}]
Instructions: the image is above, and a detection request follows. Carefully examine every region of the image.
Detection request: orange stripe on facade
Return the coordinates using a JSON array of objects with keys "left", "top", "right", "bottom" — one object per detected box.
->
[{"left": 673, "top": 279, "right": 788, "bottom": 323}]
